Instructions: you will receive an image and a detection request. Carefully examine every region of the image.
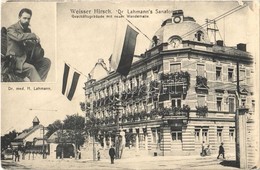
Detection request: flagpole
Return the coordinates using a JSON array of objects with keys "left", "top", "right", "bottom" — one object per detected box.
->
[
  {"left": 117, "top": 12, "right": 152, "bottom": 42},
  {"left": 64, "top": 61, "right": 89, "bottom": 78}
]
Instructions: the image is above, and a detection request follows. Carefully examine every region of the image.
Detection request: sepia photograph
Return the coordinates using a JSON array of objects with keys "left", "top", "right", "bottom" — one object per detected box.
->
[
  {"left": 1, "top": 2, "right": 56, "bottom": 82},
  {"left": 1, "top": 1, "right": 259, "bottom": 169}
]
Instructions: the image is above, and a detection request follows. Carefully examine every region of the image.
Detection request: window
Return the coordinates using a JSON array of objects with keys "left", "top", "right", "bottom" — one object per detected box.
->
[
  {"left": 197, "top": 64, "right": 204, "bottom": 76},
  {"left": 195, "top": 129, "right": 200, "bottom": 142},
  {"left": 170, "top": 63, "right": 181, "bottom": 73},
  {"left": 228, "top": 68, "right": 233, "bottom": 82},
  {"left": 229, "top": 127, "right": 235, "bottom": 142},
  {"left": 171, "top": 131, "right": 182, "bottom": 141},
  {"left": 241, "top": 99, "right": 246, "bottom": 108},
  {"left": 116, "top": 83, "right": 119, "bottom": 92},
  {"left": 153, "top": 101, "right": 158, "bottom": 109},
  {"left": 123, "top": 81, "right": 126, "bottom": 91},
  {"left": 106, "top": 87, "right": 109, "bottom": 96},
  {"left": 136, "top": 76, "right": 139, "bottom": 87},
  {"left": 172, "top": 98, "right": 181, "bottom": 108},
  {"left": 142, "top": 72, "right": 147, "bottom": 80},
  {"left": 130, "top": 78, "right": 133, "bottom": 90},
  {"left": 202, "top": 129, "right": 208, "bottom": 142},
  {"left": 147, "top": 71, "right": 152, "bottom": 83},
  {"left": 195, "top": 31, "right": 204, "bottom": 41},
  {"left": 110, "top": 85, "right": 114, "bottom": 95},
  {"left": 217, "top": 97, "right": 222, "bottom": 111},
  {"left": 216, "top": 67, "right": 222, "bottom": 81},
  {"left": 171, "top": 127, "right": 182, "bottom": 142},
  {"left": 195, "top": 127, "right": 208, "bottom": 142},
  {"left": 229, "top": 98, "right": 235, "bottom": 112},
  {"left": 252, "top": 100, "right": 255, "bottom": 112},
  {"left": 217, "top": 127, "right": 223, "bottom": 142},
  {"left": 240, "top": 69, "right": 245, "bottom": 85},
  {"left": 136, "top": 103, "right": 139, "bottom": 112}
]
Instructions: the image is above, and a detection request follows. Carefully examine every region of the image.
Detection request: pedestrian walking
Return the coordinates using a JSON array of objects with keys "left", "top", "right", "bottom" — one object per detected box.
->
[
  {"left": 14, "top": 150, "right": 20, "bottom": 162},
  {"left": 201, "top": 141, "right": 206, "bottom": 156},
  {"left": 76, "top": 148, "right": 81, "bottom": 159},
  {"left": 109, "top": 146, "right": 116, "bottom": 164},
  {"left": 205, "top": 144, "right": 211, "bottom": 156},
  {"left": 217, "top": 142, "right": 225, "bottom": 159}
]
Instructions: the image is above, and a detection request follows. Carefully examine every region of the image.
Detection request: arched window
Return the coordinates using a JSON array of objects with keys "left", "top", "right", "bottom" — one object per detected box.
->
[
  {"left": 168, "top": 35, "right": 182, "bottom": 48},
  {"left": 195, "top": 31, "right": 204, "bottom": 41},
  {"left": 152, "top": 35, "right": 159, "bottom": 47}
]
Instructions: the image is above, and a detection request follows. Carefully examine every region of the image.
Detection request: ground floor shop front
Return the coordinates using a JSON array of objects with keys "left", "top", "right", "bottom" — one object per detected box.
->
[{"left": 82, "top": 117, "right": 236, "bottom": 159}]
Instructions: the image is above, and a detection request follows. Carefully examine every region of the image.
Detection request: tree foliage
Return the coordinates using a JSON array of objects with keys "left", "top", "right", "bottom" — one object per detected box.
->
[
  {"left": 45, "top": 114, "right": 86, "bottom": 148},
  {"left": 63, "top": 114, "right": 86, "bottom": 147},
  {"left": 46, "top": 120, "right": 63, "bottom": 138},
  {"left": 1, "top": 130, "right": 17, "bottom": 150}
]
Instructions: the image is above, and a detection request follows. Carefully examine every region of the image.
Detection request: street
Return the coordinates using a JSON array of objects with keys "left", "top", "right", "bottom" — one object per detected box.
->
[{"left": 1, "top": 154, "right": 239, "bottom": 170}]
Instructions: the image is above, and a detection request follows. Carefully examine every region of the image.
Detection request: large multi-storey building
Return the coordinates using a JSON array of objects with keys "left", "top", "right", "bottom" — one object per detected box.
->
[{"left": 84, "top": 10, "right": 254, "bottom": 156}]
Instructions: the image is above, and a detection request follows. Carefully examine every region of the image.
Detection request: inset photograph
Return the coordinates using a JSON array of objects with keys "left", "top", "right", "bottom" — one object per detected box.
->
[{"left": 1, "top": 2, "right": 56, "bottom": 82}]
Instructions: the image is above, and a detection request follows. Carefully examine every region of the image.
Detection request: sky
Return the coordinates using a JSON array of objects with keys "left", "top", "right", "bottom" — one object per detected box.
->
[{"left": 1, "top": 1, "right": 259, "bottom": 134}]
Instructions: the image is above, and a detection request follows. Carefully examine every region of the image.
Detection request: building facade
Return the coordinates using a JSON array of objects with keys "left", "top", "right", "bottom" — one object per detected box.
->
[
  {"left": 84, "top": 10, "right": 254, "bottom": 156},
  {"left": 11, "top": 117, "right": 49, "bottom": 159}
]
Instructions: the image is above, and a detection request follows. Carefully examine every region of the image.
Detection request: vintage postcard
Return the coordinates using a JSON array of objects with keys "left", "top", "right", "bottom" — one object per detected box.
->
[{"left": 1, "top": 1, "right": 259, "bottom": 169}]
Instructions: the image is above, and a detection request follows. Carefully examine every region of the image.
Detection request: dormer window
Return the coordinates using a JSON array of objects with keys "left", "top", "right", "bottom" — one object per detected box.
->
[
  {"left": 152, "top": 36, "right": 159, "bottom": 47},
  {"left": 195, "top": 31, "right": 204, "bottom": 41},
  {"left": 168, "top": 35, "right": 182, "bottom": 48}
]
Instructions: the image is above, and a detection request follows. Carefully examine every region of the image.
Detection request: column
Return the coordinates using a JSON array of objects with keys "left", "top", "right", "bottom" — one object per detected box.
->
[
  {"left": 147, "top": 127, "right": 152, "bottom": 151},
  {"left": 182, "top": 125, "right": 195, "bottom": 151},
  {"left": 119, "top": 130, "right": 126, "bottom": 158},
  {"left": 120, "top": 130, "right": 126, "bottom": 147},
  {"left": 134, "top": 128, "right": 139, "bottom": 152},
  {"left": 209, "top": 125, "right": 217, "bottom": 152},
  {"left": 139, "top": 128, "right": 143, "bottom": 149},
  {"left": 155, "top": 128, "right": 158, "bottom": 148},
  {"left": 160, "top": 126, "right": 171, "bottom": 156},
  {"left": 236, "top": 110, "right": 248, "bottom": 169}
]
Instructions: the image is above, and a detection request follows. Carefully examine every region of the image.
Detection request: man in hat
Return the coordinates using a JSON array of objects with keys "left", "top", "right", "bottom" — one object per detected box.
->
[
  {"left": 217, "top": 142, "right": 225, "bottom": 159},
  {"left": 6, "top": 8, "right": 51, "bottom": 82}
]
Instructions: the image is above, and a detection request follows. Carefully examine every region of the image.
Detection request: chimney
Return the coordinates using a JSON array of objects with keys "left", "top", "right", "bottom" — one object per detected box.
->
[
  {"left": 237, "top": 43, "right": 246, "bottom": 52},
  {"left": 216, "top": 40, "right": 224, "bottom": 46}
]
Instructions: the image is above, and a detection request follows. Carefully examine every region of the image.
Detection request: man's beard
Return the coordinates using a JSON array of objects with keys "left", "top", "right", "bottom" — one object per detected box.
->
[{"left": 21, "top": 22, "right": 29, "bottom": 29}]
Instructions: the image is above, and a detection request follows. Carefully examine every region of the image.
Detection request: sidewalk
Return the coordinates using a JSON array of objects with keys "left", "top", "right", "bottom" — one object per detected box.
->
[{"left": 8, "top": 153, "right": 239, "bottom": 170}]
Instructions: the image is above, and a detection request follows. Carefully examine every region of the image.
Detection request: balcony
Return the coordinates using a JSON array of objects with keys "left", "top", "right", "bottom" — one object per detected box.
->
[
  {"left": 160, "top": 71, "right": 190, "bottom": 95},
  {"left": 195, "top": 76, "right": 209, "bottom": 94},
  {"left": 195, "top": 106, "right": 208, "bottom": 117}
]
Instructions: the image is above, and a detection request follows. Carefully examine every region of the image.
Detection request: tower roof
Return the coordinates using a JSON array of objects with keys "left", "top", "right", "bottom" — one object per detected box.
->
[
  {"left": 149, "top": 10, "right": 210, "bottom": 49},
  {"left": 32, "top": 116, "right": 40, "bottom": 123}
]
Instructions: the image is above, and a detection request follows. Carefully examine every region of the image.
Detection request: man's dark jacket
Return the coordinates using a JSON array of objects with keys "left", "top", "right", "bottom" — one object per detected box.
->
[
  {"left": 109, "top": 147, "right": 115, "bottom": 157},
  {"left": 219, "top": 145, "right": 225, "bottom": 153},
  {"left": 7, "top": 21, "right": 37, "bottom": 72}
]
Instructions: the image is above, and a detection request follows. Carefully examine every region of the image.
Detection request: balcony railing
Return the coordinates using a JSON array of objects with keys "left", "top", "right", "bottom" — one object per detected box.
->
[
  {"left": 195, "top": 76, "right": 209, "bottom": 94},
  {"left": 87, "top": 104, "right": 191, "bottom": 127},
  {"left": 195, "top": 105, "right": 208, "bottom": 117}
]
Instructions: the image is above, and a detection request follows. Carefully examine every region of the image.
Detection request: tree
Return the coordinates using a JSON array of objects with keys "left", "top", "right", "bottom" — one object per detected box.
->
[
  {"left": 1, "top": 130, "right": 17, "bottom": 150},
  {"left": 63, "top": 114, "right": 86, "bottom": 148},
  {"left": 45, "top": 120, "right": 63, "bottom": 138}
]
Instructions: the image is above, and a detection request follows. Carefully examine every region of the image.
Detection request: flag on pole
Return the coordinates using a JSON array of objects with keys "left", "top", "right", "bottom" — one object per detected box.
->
[
  {"left": 62, "top": 63, "right": 70, "bottom": 95},
  {"left": 62, "top": 63, "right": 80, "bottom": 101},
  {"left": 111, "top": 24, "right": 139, "bottom": 76}
]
